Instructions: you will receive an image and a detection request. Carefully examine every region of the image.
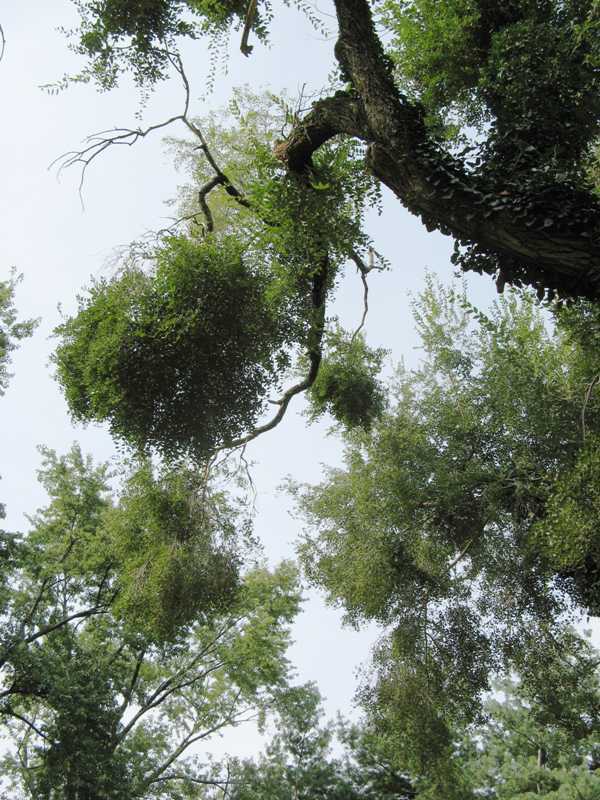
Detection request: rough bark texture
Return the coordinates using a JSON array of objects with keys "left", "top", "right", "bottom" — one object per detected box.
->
[{"left": 279, "top": 0, "right": 600, "bottom": 300}]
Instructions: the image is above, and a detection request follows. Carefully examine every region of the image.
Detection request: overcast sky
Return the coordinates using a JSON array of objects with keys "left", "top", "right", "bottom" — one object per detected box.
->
[{"left": 0, "top": 0, "right": 497, "bottom": 758}]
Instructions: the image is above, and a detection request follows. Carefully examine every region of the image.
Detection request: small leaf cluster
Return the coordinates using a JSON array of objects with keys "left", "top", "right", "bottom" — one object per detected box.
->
[{"left": 307, "top": 327, "right": 386, "bottom": 430}]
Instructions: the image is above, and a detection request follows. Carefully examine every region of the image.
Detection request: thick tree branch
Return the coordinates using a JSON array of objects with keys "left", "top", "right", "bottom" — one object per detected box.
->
[
  {"left": 276, "top": 91, "right": 369, "bottom": 173},
  {"left": 279, "top": 0, "right": 600, "bottom": 299}
]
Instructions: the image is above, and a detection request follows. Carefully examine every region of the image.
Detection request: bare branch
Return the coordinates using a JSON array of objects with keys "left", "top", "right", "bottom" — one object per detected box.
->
[
  {"left": 4, "top": 710, "right": 50, "bottom": 742},
  {"left": 349, "top": 247, "right": 384, "bottom": 342},
  {"left": 51, "top": 115, "right": 185, "bottom": 200},
  {"left": 0, "top": 23, "right": 5, "bottom": 62}
]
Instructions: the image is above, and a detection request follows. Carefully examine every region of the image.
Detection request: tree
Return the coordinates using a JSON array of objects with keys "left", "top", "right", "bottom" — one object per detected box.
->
[
  {"left": 0, "top": 270, "right": 37, "bottom": 398},
  {"left": 215, "top": 683, "right": 415, "bottom": 800},
  {"left": 11, "top": 1, "right": 600, "bottom": 789},
  {"left": 44, "top": 0, "right": 600, "bottom": 465},
  {"left": 293, "top": 280, "right": 600, "bottom": 775},
  {"left": 203, "top": 642, "right": 600, "bottom": 800},
  {"left": 460, "top": 664, "right": 600, "bottom": 799},
  {"left": 0, "top": 445, "right": 302, "bottom": 799}
]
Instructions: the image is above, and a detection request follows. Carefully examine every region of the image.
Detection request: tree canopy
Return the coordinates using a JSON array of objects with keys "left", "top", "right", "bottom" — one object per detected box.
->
[
  {"left": 5, "top": 0, "right": 600, "bottom": 795},
  {"left": 295, "top": 280, "right": 600, "bottom": 774},
  {"left": 64, "top": 0, "right": 600, "bottom": 298},
  {"left": 0, "top": 445, "right": 301, "bottom": 798}
]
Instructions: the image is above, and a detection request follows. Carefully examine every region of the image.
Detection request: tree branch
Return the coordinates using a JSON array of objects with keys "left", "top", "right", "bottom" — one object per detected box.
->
[
  {"left": 240, "top": 0, "right": 258, "bottom": 56},
  {"left": 223, "top": 254, "right": 329, "bottom": 450},
  {"left": 277, "top": 0, "right": 600, "bottom": 299},
  {"left": 137, "top": 706, "right": 252, "bottom": 792},
  {"left": 4, "top": 709, "right": 50, "bottom": 742},
  {"left": 349, "top": 247, "right": 384, "bottom": 341}
]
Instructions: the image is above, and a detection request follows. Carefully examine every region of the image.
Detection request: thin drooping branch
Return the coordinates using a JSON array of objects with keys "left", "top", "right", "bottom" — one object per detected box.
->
[
  {"left": 223, "top": 254, "right": 329, "bottom": 450},
  {"left": 146, "top": 773, "right": 231, "bottom": 789},
  {"left": 349, "top": 247, "right": 384, "bottom": 341},
  {"left": 4, "top": 709, "right": 50, "bottom": 742},
  {"left": 116, "top": 648, "right": 146, "bottom": 720}
]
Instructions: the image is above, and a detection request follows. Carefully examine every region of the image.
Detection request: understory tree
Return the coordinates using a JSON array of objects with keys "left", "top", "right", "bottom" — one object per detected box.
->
[{"left": 0, "top": 445, "right": 301, "bottom": 799}]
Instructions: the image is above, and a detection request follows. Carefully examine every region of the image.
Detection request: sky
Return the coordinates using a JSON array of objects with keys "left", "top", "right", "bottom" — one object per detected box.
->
[{"left": 0, "top": 0, "right": 497, "bottom": 760}]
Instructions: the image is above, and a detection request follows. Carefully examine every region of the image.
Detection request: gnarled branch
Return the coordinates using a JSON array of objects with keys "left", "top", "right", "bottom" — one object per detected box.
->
[{"left": 277, "top": 0, "right": 600, "bottom": 300}]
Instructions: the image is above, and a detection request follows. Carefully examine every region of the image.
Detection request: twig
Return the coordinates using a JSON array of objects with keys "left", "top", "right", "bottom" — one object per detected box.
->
[
  {"left": 0, "top": 23, "right": 5, "bottom": 62},
  {"left": 51, "top": 115, "right": 185, "bottom": 202},
  {"left": 349, "top": 247, "right": 383, "bottom": 341},
  {"left": 582, "top": 374, "right": 599, "bottom": 443},
  {"left": 51, "top": 47, "right": 250, "bottom": 219}
]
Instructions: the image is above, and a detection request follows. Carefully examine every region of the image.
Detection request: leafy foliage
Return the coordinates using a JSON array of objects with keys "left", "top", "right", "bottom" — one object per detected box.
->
[
  {"left": 105, "top": 462, "right": 245, "bottom": 641},
  {"left": 54, "top": 235, "right": 294, "bottom": 460},
  {"left": 210, "top": 643, "right": 600, "bottom": 800},
  {"left": 71, "top": 0, "right": 251, "bottom": 90},
  {"left": 219, "top": 683, "right": 415, "bottom": 800},
  {"left": 295, "top": 279, "right": 600, "bottom": 773},
  {"left": 54, "top": 93, "right": 381, "bottom": 461},
  {"left": 460, "top": 653, "right": 600, "bottom": 800},
  {"left": 0, "top": 446, "right": 301, "bottom": 798},
  {"left": 307, "top": 327, "right": 386, "bottom": 430},
  {"left": 0, "top": 270, "right": 38, "bottom": 397},
  {"left": 378, "top": 0, "right": 600, "bottom": 282}
]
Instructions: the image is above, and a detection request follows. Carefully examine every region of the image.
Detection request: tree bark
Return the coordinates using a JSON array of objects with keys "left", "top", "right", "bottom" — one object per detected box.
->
[{"left": 279, "top": 0, "right": 600, "bottom": 300}]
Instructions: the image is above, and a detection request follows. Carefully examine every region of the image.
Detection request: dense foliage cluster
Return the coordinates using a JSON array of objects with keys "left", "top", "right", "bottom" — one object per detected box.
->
[
  {"left": 307, "top": 328, "right": 386, "bottom": 430},
  {"left": 54, "top": 235, "right": 295, "bottom": 459},
  {"left": 296, "top": 282, "right": 600, "bottom": 772}
]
